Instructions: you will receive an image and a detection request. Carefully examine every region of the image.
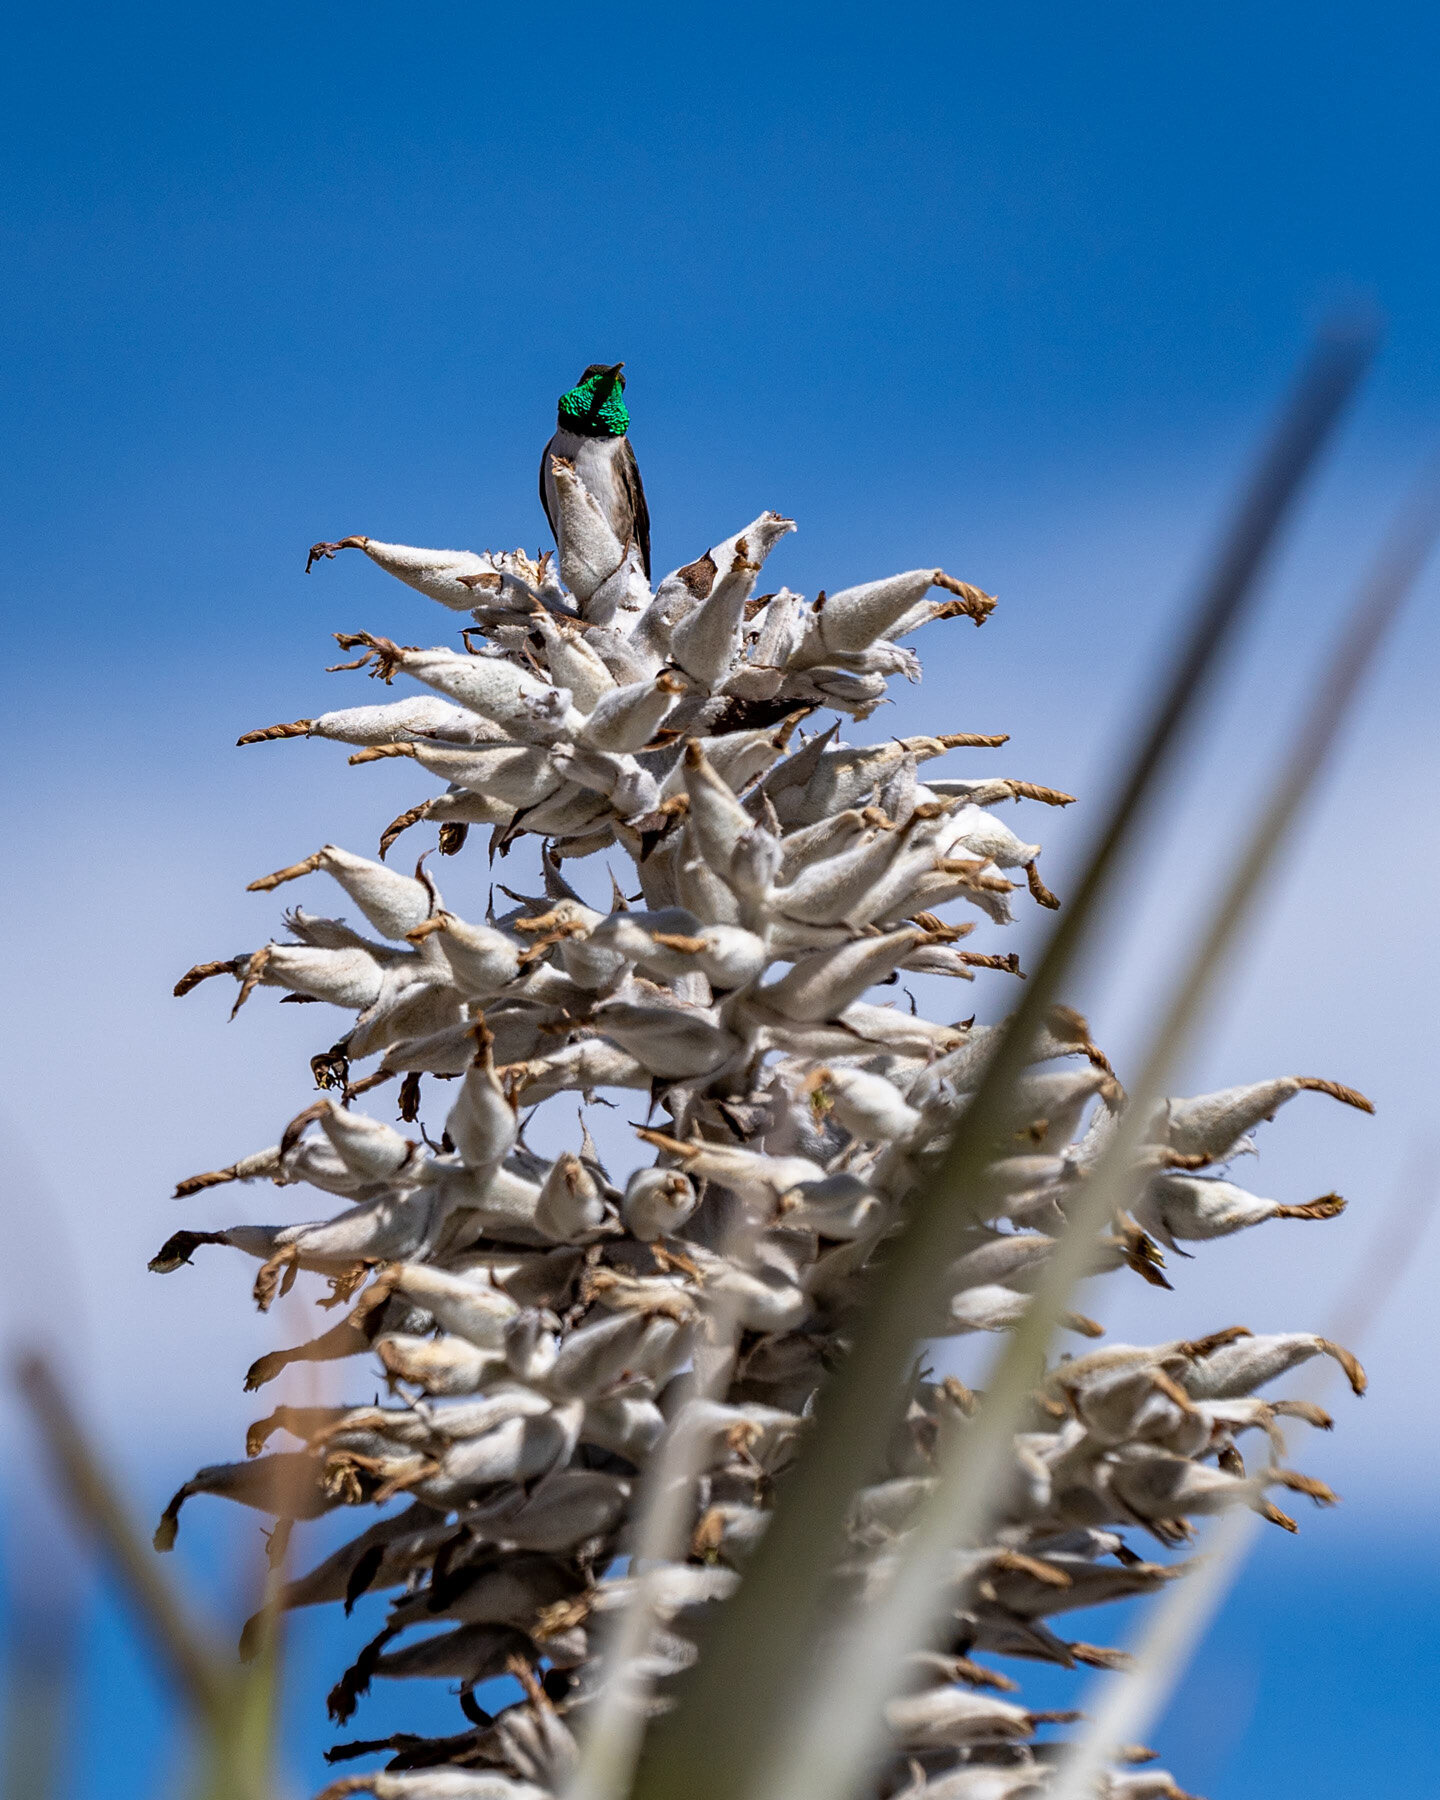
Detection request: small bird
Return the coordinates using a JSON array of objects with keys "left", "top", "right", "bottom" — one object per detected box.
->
[{"left": 540, "top": 362, "right": 651, "bottom": 579}]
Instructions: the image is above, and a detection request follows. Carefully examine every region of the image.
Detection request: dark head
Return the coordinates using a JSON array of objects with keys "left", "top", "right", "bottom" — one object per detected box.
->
[{"left": 556, "top": 363, "right": 629, "bottom": 438}]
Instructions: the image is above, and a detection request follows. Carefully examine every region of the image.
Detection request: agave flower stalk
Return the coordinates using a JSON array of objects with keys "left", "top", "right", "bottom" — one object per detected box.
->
[{"left": 155, "top": 372, "right": 1376, "bottom": 1800}]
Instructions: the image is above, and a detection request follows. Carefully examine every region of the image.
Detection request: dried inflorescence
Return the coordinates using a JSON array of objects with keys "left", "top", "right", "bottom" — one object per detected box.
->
[{"left": 154, "top": 407, "right": 1371, "bottom": 1800}]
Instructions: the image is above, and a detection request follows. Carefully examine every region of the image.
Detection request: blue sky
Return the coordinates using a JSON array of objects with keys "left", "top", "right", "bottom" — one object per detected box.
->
[{"left": 4, "top": 6, "right": 1440, "bottom": 1797}]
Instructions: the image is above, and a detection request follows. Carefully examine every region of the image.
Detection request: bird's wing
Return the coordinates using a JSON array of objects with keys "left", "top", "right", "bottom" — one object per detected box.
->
[
  {"left": 538, "top": 434, "right": 559, "bottom": 547},
  {"left": 618, "top": 437, "right": 651, "bottom": 580}
]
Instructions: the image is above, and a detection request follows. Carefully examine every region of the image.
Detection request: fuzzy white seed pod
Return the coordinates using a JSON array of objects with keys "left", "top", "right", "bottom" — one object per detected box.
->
[
  {"left": 578, "top": 670, "right": 686, "bottom": 753},
  {"left": 622, "top": 1165, "right": 699, "bottom": 1241},
  {"left": 406, "top": 912, "right": 522, "bottom": 997},
  {"left": 443, "top": 1038, "right": 518, "bottom": 1174},
  {"left": 670, "top": 547, "right": 760, "bottom": 690},
  {"left": 808, "top": 1065, "right": 924, "bottom": 1143},
  {"left": 389, "top": 644, "right": 582, "bottom": 745},
  {"left": 535, "top": 1151, "right": 611, "bottom": 1242},
  {"left": 549, "top": 457, "right": 628, "bottom": 602},
  {"left": 247, "top": 844, "right": 438, "bottom": 941},
  {"left": 1134, "top": 1174, "right": 1345, "bottom": 1248}
]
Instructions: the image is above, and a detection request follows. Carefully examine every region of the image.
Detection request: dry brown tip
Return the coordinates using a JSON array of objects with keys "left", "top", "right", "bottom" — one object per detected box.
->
[
  {"left": 1272, "top": 1398, "right": 1334, "bottom": 1429},
  {"left": 1043, "top": 1002, "right": 1090, "bottom": 1045},
  {"left": 243, "top": 1349, "right": 293, "bottom": 1392},
  {"left": 951, "top": 1658, "right": 1019, "bottom": 1693},
  {"left": 1178, "top": 1325, "right": 1253, "bottom": 1360},
  {"left": 651, "top": 931, "right": 708, "bottom": 954},
  {"left": 1275, "top": 1469, "right": 1338, "bottom": 1505},
  {"left": 907, "top": 911, "right": 975, "bottom": 940},
  {"left": 1318, "top": 1337, "right": 1367, "bottom": 1396},
  {"left": 990, "top": 1551, "right": 1072, "bottom": 1589},
  {"left": 348, "top": 1264, "right": 401, "bottom": 1328},
  {"left": 148, "top": 1228, "right": 229, "bottom": 1272},
  {"left": 516, "top": 926, "right": 579, "bottom": 967},
  {"left": 656, "top": 671, "right": 685, "bottom": 694},
  {"left": 405, "top": 913, "right": 451, "bottom": 943},
  {"left": 1006, "top": 780, "right": 1077, "bottom": 807},
  {"left": 1120, "top": 1227, "right": 1172, "bottom": 1290},
  {"left": 248, "top": 852, "right": 324, "bottom": 893},
  {"left": 369, "top": 1456, "right": 440, "bottom": 1506},
  {"left": 174, "top": 958, "right": 240, "bottom": 998},
  {"left": 1070, "top": 1643, "right": 1134, "bottom": 1671},
  {"left": 957, "top": 951, "right": 1024, "bottom": 977},
  {"left": 280, "top": 1099, "right": 329, "bottom": 1160},
  {"left": 683, "top": 738, "right": 704, "bottom": 767},
  {"left": 343, "top": 1068, "right": 396, "bottom": 1102},
  {"left": 1150, "top": 1368, "right": 1197, "bottom": 1412},
  {"left": 938, "top": 1374, "right": 977, "bottom": 1417},
  {"left": 378, "top": 799, "right": 432, "bottom": 860},
  {"left": 494, "top": 1059, "right": 540, "bottom": 1103},
  {"left": 1063, "top": 1311, "right": 1105, "bottom": 1338},
  {"left": 634, "top": 1125, "right": 696, "bottom": 1160},
  {"left": 245, "top": 1413, "right": 281, "bottom": 1459},
  {"left": 230, "top": 944, "right": 273, "bottom": 1019},
  {"left": 305, "top": 536, "right": 369, "bottom": 573},
  {"left": 931, "top": 572, "right": 998, "bottom": 621},
  {"left": 512, "top": 909, "right": 564, "bottom": 934},
  {"left": 934, "top": 856, "right": 1015, "bottom": 892},
  {"left": 1294, "top": 1077, "right": 1375, "bottom": 1113},
  {"left": 172, "top": 1165, "right": 239, "bottom": 1198},
  {"left": 328, "top": 630, "right": 408, "bottom": 682},
  {"left": 349, "top": 742, "right": 418, "bottom": 766},
  {"left": 770, "top": 707, "right": 815, "bottom": 751},
  {"left": 1276, "top": 1192, "right": 1346, "bottom": 1222},
  {"left": 1258, "top": 1500, "right": 1300, "bottom": 1533},
  {"left": 253, "top": 1243, "right": 299, "bottom": 1313},
  {"left": 1025, "top": 861, "right": 1061, "bottom": 910},
  {"left": 937, "top": 732, "right": 1010, "bottom": 748},
  {"left": 237, "top": 719, "right": 314, "bottom": 745},
  {"left": 152, "top": 1494, "right": 184, "bottom": 1553}
]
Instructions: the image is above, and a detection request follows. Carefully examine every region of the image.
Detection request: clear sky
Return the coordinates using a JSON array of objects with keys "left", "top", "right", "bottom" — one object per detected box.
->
[{"left": 3, "top": 6, "right": 1440, "bottom": 1798}]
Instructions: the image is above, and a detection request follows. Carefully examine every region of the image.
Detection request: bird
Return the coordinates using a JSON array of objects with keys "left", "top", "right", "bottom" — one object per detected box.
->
[{"left": 539, "top": 363, "right": 651, "bottom": 579}]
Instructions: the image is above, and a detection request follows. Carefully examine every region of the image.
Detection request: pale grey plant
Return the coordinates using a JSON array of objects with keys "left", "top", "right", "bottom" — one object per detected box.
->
[{"left": 150, "top": 402, "right": 1379, "bottom": 1800}]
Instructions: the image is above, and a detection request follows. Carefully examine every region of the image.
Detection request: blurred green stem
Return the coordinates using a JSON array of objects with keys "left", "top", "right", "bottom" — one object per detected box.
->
[{"left": 13, "top": 1353, "right": 283, "bottom": 1800}]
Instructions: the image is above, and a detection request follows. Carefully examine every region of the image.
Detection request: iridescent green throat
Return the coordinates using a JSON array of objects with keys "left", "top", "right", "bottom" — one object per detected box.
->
[{"left": 557, "top": 372, "right": 630, "bottom": 438}]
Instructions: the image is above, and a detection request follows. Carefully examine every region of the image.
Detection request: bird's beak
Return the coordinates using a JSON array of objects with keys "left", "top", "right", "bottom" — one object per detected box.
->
[
  {"left": 591, "top": 362, "right": 625, "bottom": 407},
  {"left": 582, "top": 362, "right": 626, "bottom": 425}
]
